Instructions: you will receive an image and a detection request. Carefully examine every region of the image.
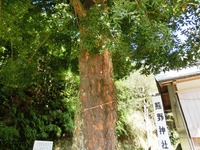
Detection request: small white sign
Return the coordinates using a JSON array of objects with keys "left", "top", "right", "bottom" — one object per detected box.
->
[
  {"left": 33, "top": 140, "right": 53, "bottom": 150},
  {"left": 152, "top": 95, "right": 172, "bottom": 150}
]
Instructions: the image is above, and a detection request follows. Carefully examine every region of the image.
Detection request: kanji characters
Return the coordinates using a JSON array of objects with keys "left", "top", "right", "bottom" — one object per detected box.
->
[
  {"left": 157, "top": 113, "right": 164, "bottom": 121},
  {"left": 155, "top": 102, "right": 162, "bottom": 110},
  {"left": 159, "top": 126, "right": 166, "bottom": 135},
  {"left": 161, "top": 140, "right": 169, "bottom": 149}
]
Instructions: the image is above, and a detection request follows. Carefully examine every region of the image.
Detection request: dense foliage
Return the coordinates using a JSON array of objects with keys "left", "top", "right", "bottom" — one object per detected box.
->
[
  {"left": 0, "top": 1, "right": 79, "bottom": 149},
  {"left": 0, "top": 0, "right": 199, "bottom": 149},
  {"left": 116, "top": 71, "right": 157, "bottom": 149},
  {"left": 0, "top": 69, "right": 79, "bottom": 149}
]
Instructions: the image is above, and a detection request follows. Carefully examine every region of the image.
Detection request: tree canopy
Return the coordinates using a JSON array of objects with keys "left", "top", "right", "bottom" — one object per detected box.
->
[
  {"left": 0, "top": 0, "right": 199, "bottom": 77},
  {"left": 0, "top": 0, "right": 199, "bottom": 149}
]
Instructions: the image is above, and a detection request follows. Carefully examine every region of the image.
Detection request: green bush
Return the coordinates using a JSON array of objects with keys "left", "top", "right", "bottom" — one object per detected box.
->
[
  {"left": 115, "top": 71, "right": 156, "bottom": 149},
  {"left": 0, "top": 122, "right": 19, "bottom": 150},
  {"left": 0, "top": 68, "right": 79, "bottom": 149}
]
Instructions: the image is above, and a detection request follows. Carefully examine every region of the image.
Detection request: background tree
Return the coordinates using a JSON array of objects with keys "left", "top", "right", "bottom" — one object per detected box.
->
[
  {"left": 0, "top": 1, "right": 79, "bottom": 149},
  {"left": 69, "top": 0, "right": 199, "bottom": 149},
  {"left": 116, "top": 71, "right": 158, "bottom": 149}
]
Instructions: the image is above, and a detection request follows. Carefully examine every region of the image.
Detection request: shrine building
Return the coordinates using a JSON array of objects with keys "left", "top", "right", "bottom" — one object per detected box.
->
[{"left": 155, "top": 66, "right": 200, "bottom": 150}]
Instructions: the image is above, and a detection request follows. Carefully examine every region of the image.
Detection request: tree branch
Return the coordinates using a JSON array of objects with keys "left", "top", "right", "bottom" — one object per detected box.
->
[
  {"left": 70, "top": 0, "right": 86, "bottom": 19},
  {"left": 30, "top": 34, "right": 50, "bottom": 60},
  {"left": 0, "top": 0, "right": 2, "bottom": 21}
]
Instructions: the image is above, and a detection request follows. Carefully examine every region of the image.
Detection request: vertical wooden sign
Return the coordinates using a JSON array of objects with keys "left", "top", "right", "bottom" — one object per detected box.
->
[{"left": 152, "top": 95, "right": 172, "bottom": 150}]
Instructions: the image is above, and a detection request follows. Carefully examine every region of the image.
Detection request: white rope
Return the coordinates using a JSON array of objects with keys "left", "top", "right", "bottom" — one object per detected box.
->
[{"left": 83, "top": 101, "right": 115, "bottom": 112}]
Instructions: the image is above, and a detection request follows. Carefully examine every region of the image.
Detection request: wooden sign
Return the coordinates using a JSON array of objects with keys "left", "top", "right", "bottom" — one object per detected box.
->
[{"left": 152, "top": 95, "right": 172, "bottom": 150}]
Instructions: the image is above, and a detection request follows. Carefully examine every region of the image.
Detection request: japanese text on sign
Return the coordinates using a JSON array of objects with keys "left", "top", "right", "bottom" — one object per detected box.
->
[{"left": 152, "top": 95, "right": 172, "bottom": 150}]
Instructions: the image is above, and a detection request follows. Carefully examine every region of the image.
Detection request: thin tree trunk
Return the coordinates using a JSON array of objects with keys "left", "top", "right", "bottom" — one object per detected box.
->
[
  {"left": 0, "top": 0, "right": 2, "bottom": 20},
  {"left": 72, "top": 50, "right": 117, "bottom": 150}
]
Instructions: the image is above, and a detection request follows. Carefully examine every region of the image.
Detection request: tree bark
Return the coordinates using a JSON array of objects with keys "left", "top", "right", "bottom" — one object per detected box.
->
[
  {"left": 70, "top": 0, "right": 118, "bottom": 149},
  {"left": 72, "top": 50, "right": 118, "bottom": 150}
]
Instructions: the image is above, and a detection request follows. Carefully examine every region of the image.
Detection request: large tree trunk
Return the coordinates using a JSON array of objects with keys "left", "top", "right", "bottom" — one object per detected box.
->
[
  {"left": 70, "top": 0, "right": 118, "bottom": 149},
  {"left": 72, "top": 50, "right": 117, "bottom": 150}
]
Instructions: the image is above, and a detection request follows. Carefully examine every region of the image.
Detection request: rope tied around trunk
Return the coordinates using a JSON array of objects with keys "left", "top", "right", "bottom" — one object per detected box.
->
[{"left": 83, "top": 101, "right": 115, "bottom": 112}]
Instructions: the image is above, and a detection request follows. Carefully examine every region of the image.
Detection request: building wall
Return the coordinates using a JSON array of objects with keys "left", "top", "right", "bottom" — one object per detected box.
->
[
  {"left": 168, "top": 83, "right": 193, "bottom": 150},
  {"left": 177, "top": 80, "right": 200, "bottom": 138}
]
